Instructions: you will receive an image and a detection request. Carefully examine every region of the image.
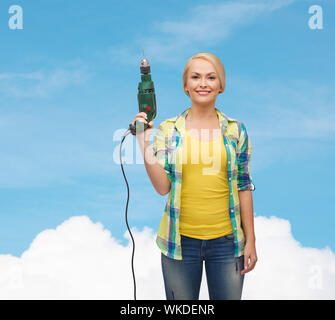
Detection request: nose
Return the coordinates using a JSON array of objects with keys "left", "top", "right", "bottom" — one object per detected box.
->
[{"left": 200, "top": 77, "right": 207, "bottom": 88}]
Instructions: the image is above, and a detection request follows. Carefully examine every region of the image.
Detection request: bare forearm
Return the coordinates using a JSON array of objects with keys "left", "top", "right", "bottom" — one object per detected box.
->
[
  {"left": 238, "top": 190, "right": 256, "bottom": 242},
  {"left": 137, "top": 137, "right": 171, "bottom": 195}
]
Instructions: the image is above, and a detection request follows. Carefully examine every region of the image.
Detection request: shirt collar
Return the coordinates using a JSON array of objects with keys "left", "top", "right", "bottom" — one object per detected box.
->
[{"left": 174, "top": 106, "right": 235, "bottom": 137}]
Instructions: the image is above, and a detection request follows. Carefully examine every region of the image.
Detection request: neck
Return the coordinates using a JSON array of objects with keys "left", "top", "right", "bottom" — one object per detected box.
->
[{"left": 187, "top": 104, "right": 218, "bottom": 122}]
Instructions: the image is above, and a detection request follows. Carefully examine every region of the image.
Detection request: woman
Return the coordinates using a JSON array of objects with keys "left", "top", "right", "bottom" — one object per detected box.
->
[{"left": 131, "top": 52, "right": 257, "bottom": 300}]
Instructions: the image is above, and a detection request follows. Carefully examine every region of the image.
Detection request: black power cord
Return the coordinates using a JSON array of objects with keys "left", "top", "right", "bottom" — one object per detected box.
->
[{"left": 119, "top": 128, "right": 137, "bottom": 300}]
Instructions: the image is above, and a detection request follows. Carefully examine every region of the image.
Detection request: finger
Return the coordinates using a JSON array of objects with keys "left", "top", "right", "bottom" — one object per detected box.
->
[
  {"left": 241, "top": 264, "right": 252, "bottom": 275},
  {"left": 249, "top": 257, "right": 257, "bottom": 270},
  {"left": 241, "top": 266, "right": 252, "bottom": 275},
  {"left": 135, "top": 115, "right": 147, "bottom": 122},
  {"left": 134, "top": 113, "right": 147, "bottom": 120},
  {"left": 240, "top": 256, "right": 250, "bottom": 275},
  {"left": 244, "top": 255, "right": 249, "bottom": 271},
  {"left": 241, "top": 257, "right": 257, "bottom": 275},
  {"left": 135, "top": 118, "right": 148, "bottom": 124},
  {"left": 246, "top": 262, "right": 256, "bottom": 274}
]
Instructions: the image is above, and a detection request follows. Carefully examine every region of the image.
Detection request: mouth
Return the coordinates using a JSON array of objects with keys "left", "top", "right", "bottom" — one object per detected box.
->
[{"left": 196, "top": 91, "right": 211, "bottom": 96}]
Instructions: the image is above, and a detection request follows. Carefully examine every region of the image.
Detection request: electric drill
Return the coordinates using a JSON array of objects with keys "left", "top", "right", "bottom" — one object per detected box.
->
[
  {"left": 129, "top": 55, "right": 157, "bottom": 135},
  {"left": 124, "top": 53, "right": 157, "bottom": 300}
]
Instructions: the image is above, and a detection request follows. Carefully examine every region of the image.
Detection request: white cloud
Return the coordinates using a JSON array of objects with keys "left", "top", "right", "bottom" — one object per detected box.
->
[
  {"left": 158, "top": 0, "right": 294, "bottom": 42},
  {"left": 0, "top": 215, "right": 334, "bottom": 299},
  {"left": 227, "top": 76, "right": 335, "bottom": 173},
  {"left": 106, "top": 0, "right": 295, "bottom": 66},
  {"left": 0, "top": 67, "right": 90, "bottom": 98},
  {"left": 243, "top": 216, "right": 335, "bottom": 299},
  {"left": 0, "top": 106, "right": 117, "bottom": 188},
  {"left": 231, "top": 76, "right": 335, "bottom": 139}
]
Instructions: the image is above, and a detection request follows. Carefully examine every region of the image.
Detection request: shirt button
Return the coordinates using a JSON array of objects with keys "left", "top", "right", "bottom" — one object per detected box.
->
[
  {"left": 229, "top": 177, "right": 231, "bottom": 180},
  {"left": 231, "top": 209, "right": 233, "bottom": 212}
]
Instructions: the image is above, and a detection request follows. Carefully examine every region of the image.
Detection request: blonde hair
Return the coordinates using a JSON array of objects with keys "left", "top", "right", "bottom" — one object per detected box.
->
[{"left": 183, "top": 52, "right": 226, "bottom": 97}]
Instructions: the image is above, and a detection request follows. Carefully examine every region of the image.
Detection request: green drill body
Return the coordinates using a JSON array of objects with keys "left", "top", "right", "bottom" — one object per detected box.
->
[
  {"left": 129, "top": 56, "right": 157, "bottom": 135},
  {"left": 136, "top": 73, "right": 156, "bottom": 131}
]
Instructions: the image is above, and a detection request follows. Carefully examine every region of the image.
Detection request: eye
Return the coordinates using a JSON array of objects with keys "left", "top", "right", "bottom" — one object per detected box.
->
[{"left": 191, "top": 75, "right": 216, "bottom": 80}]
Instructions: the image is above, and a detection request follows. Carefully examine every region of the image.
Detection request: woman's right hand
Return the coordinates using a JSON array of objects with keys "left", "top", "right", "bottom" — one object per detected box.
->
[{"left": 131, "top": 112, "right": 154, "bottom": 142}]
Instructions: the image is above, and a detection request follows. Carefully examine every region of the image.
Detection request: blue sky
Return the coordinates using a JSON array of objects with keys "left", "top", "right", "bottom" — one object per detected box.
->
[{"left": 0, "top": 0, "right": 334, "bottom": 257}]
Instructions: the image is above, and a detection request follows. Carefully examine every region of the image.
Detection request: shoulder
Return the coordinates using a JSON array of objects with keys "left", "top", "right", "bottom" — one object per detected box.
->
[
  {"left": 156, "top": 116, "right": 178, "bottom": 134},
  {"left": 221, "top": 111, "right": 244, "bottom": 139},
  {"left": 228, "top": 120, "right": 250, "bottom": 148},
  {"left": 216, "top": 108, "right": 241, "bottom": 129},
  {"left": 223, "top": 116, "right": 250, "bottom": 144},
  {"left": 164, "top": 115, "right": 178, "bottom": 124}
]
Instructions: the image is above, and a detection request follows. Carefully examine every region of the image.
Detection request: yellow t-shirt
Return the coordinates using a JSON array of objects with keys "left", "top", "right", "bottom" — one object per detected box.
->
[{"left": 179, "top": 127, "right": 233, "bottom": 239}]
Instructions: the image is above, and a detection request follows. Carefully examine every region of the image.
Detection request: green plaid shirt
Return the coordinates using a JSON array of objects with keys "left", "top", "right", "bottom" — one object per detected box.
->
[{"left": 152, "top": 107, "right": 256, "bottom": 260}]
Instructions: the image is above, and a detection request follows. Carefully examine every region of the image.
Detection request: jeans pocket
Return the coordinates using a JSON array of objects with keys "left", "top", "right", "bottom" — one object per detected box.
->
[{"left": 224, "top": 233, "right": 234, "bottom": 241}]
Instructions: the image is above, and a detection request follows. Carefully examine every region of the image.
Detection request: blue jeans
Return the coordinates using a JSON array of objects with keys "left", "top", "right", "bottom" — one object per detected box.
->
[{"left": 161, "top": 233, "right": 245, "bottom": 300}]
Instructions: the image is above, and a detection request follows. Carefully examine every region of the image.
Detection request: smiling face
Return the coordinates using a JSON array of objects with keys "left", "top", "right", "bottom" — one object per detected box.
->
[{"left": 184, "top": 58, "right": 222, "bottom": 105}]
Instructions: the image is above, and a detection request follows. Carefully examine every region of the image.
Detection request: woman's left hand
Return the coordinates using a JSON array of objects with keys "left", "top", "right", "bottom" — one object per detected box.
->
[{"left": 240, "top": 240, "right": 258, "bottom": 275}]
